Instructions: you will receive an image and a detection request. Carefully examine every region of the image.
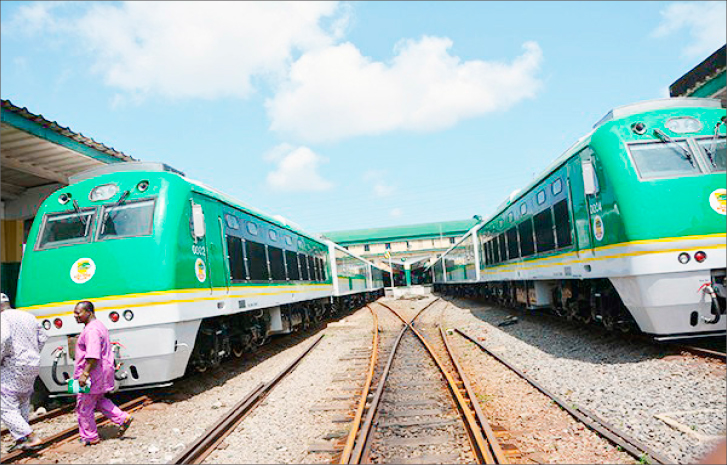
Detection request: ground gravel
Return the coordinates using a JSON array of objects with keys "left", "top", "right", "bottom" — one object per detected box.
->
[{"left": 435, "top": 296, "right": 726, "bottom": 464}]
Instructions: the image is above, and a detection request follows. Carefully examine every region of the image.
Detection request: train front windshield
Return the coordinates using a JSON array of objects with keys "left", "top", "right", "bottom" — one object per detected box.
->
[
  {"left": 628, "top": 135, "right": 726, "bottom": 180},
  {"left": 36, "top": 198, "right": 157, "bottom": 250}
]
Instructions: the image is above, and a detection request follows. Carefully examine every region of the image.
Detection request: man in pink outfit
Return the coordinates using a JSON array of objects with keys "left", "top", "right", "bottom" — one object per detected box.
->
[{"left": 73, "top": 301, "right": 132, "bottom": 445}]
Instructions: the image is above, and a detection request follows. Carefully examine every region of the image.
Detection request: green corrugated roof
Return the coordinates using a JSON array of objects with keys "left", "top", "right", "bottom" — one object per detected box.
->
[{"left": 324, "top": 219, "right": 478, "bottom": 245}]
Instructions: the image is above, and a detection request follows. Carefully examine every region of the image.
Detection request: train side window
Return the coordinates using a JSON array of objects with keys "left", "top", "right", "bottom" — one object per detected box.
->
[
  {"left": 269, "top": 230, "right": 278, "bottom": 242},
  {"left": 518, "top": 218, "right": 535, "bottom": 257},
  {"left": 315, "top": 257, "right": 323, "bottom": 281},
  {"left": 506, "top": 227, "right": 519, "bottom": 260},
  {"left": 285, "top": 235, "right": 293, "bottom": 246},
  {"left": 268, "top": 246, "right": 286, "bottom": 281},
  {"left": 319, "top": 257, "right": 327, "bottom": 280},
  {"left": 307, "top": 255, "right": 316, "bottom": 281},
  {"left": 498, "top": 233, "right": 507, "bottom": 263},
  {"left": 534, "top": 209, "right": 555, "bottom": 252},
  {"left": 492, "top": 237, "right": 500, "bottom": 263},
  {"left": 508, "top": 212, "right": 514, "bottom": 223},
  {"left": 225, "top": 214, "right": 239, "bottom": 230},
  {"left": 536, "top": 190, "right": 546, "bottom": 205},
  {"left": 553, "top": 199, "right": 572, "bottom": 248},
  {"left": 246, "top": 221, "right": 258, "bottom": 236},
  {"left": 552, "top": 178, "right": 563, "bottom": 195},
  {"left": 520, "top": 203, "right": 527, "bottom": 215},
  {"left": 285, "top": 250, "right": 300, "bottom": 280},
  {"left": 246, "top": 241, "right": 269, "bottom": 280},
  {"left": 226, "top": 235, "right": 246, "bottom": 281},
  {"left": 485, "top": 240, "right": 492, "bottom": 266},
  {"left": 299, "top": 253, "right": 310, "bottom": 281}
]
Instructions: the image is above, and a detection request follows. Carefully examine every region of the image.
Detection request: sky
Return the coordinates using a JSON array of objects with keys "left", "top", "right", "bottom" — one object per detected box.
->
[{"left": 1, "top": 1, "right": 725, "bottom": 235}]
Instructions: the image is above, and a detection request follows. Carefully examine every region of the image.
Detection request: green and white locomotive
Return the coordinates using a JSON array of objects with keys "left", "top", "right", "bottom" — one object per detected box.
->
[
  {"left": 430, "top": 98, "right": 726, "bottom": 339},
  {"left": 16, "top": 163, "right": 385, "bottom": 394}
]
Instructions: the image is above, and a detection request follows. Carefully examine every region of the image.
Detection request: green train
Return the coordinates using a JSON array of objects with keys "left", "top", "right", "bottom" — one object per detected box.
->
[
  {"left": 430, "top": 98, "right": 726, "bottom": 340},
  {"left": 16, "top": 163, "right": 385, "bottom": 394}
]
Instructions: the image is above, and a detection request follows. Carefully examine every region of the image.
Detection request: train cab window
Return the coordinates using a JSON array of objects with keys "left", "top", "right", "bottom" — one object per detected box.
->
[
  {"left": 268, "top": 246, "right": 286, "bottom": 281},
  {"left": 518, "top": 219, "right": 535, "bottom": 257},
  {"left": 285, "top": 250, "right": 300, "bottom": 280},
  {"left": 553, "top": 199, "right": 572, "bottom": 248},
  {"left": 498, "top": 233, "right": 507, "bottom": 263},
  {"left": 536, "top": 190, "right": 546, "bottom": 205},
  {"left": 299, "top": 253, "right": 310, "bottom": 281},
  {"left": 629, "top": 141, "right": 702, "bottom": 179},
  {"left": 98, "top": 199, "right": 156, "bottom": 240},
  {"left": 246, "top": 241, "right": 269, "bottom": 280},
  {"left": 246, "top": 221, "right": 259, "bottom": 236},
  {"left": 552, "top": 178, "right": 563, "bottom": 195},
  {"left": 697, "top": 137, "right": 726, "bottom": 172},
  {"left": 226, "top": 235, "right": 247, "bottom": 281},
  {"left": 534, "top": 209, "right": 555, "bottom": 253},
  {"left": 506, "top": 227, "right": 519, "bottom": 259},
  {"left": 37, "top": 209, "right": 95, "bottom": 250}
]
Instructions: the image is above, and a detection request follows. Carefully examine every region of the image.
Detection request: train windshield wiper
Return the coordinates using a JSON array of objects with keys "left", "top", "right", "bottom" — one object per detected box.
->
[
  {"left": 102, "top": 190, "right": 131, "bottom": 233},
  {"left": 71, "top": 199, "right": 88, "bottom": 227},
  {"left": 652, "top": 129, "right": 694, "bottom": 166},
  {"left": 704, "top": 121, "right": 725, "bottom": 168}
]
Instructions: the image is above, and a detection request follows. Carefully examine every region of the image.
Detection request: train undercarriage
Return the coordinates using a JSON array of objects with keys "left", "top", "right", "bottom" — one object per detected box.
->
[
  {"left": 434, "top": 278, "right": 638, "bottom": 332},
  {"left": 188, "top": 291, "right": 384, "bottom": 372}
]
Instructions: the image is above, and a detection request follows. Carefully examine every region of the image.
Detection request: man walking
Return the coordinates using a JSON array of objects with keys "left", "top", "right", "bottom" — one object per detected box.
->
[
  {"left": 0, "top": 292, "right": 46, "bottom": 451},
  {"left": 72, "top": 301, "right": 132, "bottom": 445}
]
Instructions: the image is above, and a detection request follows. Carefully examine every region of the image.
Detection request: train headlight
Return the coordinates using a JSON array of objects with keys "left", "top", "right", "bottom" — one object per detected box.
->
[
  {"left": 631, "top": 122, "right": 647, "bottom": 135},
  {"left": 694, "top": 251, "right": 707, "bottom": 263},
  {"left": 58, "top": 193, "right": 71, "bottom": 205},
  {"left": 136, "top": 180, "right": 149, "bottom": 192},
  {"left": 42, "top": 320, "right": 51, "bottom": 330},
  {"left": 109, "top": 311, "right": 120, "bottom": 323},
  {"left": 678, "top": 253, "right": 690, "bottom": 264},
  {"left": 89, "top": 184, "right": 119, "bottom": 202},
  {"left": 53, "top": 318, "right": 63, "bottom": 329},
  {"left": 123, "top": 310, "right": 134, "bottom": 321}
]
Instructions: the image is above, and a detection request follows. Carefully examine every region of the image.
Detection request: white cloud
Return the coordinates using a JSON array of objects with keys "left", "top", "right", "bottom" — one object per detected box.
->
[
  {"left": 265, "top": 144, "right": 333, "bottom": 192},
  {"left": 373, "top": 182, "right": 396, "bottom": 198},
  {"left": 652, "top": 2, "right": 726, "bottom": 59},
  {"left": 5, "top": 2, "right": 346, "bottom": 100},
  {"left": 267, "top": 38, "right": 543, "bottom": 142},
  {"left": 389, "top": 208, "right": 403, "bottom": 218}
]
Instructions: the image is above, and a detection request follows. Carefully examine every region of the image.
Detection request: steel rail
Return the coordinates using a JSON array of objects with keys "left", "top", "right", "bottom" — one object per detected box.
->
[
  {"left": 676, "top": 344, "right": 726, "bottom": 361},
  {"left": 375, "top": 300, "right": 494, "bottom": 464},
  {"left": 347, "top": 320, "right": 408, "bottom": 464},
  {"left": 1, "top": 395, "right": 151, "bottom": 464},
  {"left": 455, "top": 328, "right": 672, "bottom": 465},
  {"left": 440, "top": 326, "right": 507, "bottom": 464},
  {"left": 1, "top": 402, "right": 75, "bottom": 437},
  {"left": 339, "top": 306, "right": 380, "bottom": 464},
  {"left": 173, "top": 333, "right": 324, "bottom": 465}
]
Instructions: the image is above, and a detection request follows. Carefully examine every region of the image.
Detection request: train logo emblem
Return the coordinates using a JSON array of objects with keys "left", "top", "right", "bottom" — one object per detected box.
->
[
  {"left": 593, "top": 215, "right": 605, "bottom": 241},
  {"left": 195, "top": 258, "right": 207, "bottom": 282},
  {"left": 709, "top": 189, "right": 726, "bottom": 215},
  {"left": 70, "top": 258, "right": 96, "bottom": 284}
]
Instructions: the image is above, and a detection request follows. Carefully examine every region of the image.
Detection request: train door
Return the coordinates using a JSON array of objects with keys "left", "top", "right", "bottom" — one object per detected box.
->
[
  {"left": 566, "top": 152, "right": 593, "bottom": 254},
  {"left": 191, "top": 194, "right": 226, "bottom": 293}
]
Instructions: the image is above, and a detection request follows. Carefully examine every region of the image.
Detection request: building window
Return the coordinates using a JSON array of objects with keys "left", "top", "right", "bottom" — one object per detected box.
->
[
  {"left": 344, "top": 246, "right": 349, "bottom": 250},
  {"left": 406, "top": 241, "right": 410, "bottom": 249},
  {"left": 385, "top": 243, "right": 391, "bottom": 250},
  {"left": 449, "top": 237, "right": 456, "bottom": 244},
  {"left": 364, "top": 244, "right": 370, "bottom": 252}
]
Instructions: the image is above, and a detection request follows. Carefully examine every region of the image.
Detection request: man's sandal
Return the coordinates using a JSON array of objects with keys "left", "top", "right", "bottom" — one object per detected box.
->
[{"left": 118, "top": 414, "right": 133, "bottom": 435}]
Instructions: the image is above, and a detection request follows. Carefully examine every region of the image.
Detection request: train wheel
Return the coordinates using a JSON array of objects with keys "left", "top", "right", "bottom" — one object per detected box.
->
[
  {"left": 195, "top": 364, "right": 207, "bottom": 373},
  {"left": 232, "top": 338, "right": 246, "bottom": 358}
]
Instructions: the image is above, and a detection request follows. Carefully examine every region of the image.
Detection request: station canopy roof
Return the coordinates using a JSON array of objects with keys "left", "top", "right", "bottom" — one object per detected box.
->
[
  {"left": 324, "top": 219, "right": 479, "bottom": 245},
  {"left": 1, "top": 99, "right": 135, "bottom": 203}
]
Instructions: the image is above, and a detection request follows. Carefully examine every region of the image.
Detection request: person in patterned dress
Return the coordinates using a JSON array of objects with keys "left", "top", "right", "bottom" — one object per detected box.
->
[{"left": 0, "top": 292, "right": 47, "bottom": 451}]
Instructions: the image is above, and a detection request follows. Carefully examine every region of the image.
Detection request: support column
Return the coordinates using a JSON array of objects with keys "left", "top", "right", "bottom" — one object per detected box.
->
[{"left": 1, "top": 219, "right": 24, "bottom": 306}]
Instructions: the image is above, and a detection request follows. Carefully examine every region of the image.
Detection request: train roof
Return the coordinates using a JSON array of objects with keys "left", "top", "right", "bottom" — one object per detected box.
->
[
  {"left": 328, "top": 240, "right": 387, "bottom": 271},
  {"left": 481, "top": 97, "right": 723, "bottom": 230},
  {"left": 69, "top": 161, "right": 327, "bottom": 247}
]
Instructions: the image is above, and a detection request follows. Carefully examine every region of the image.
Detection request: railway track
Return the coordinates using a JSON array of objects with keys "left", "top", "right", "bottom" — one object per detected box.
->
[
  {"left": 0, "top": 395, "right": 151, "bottom": 464},
  {"left": 339, "top": 298, "right": 509, "bottom": 464},
  {"left": 171, "top": 333, "right": 325, "bottom": 464},
  {"left": 453, "top": 328, "right": 673, "bottom": 465},
  {"left": 0, "top": 403, "right": 75, "bottom": 438}
]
